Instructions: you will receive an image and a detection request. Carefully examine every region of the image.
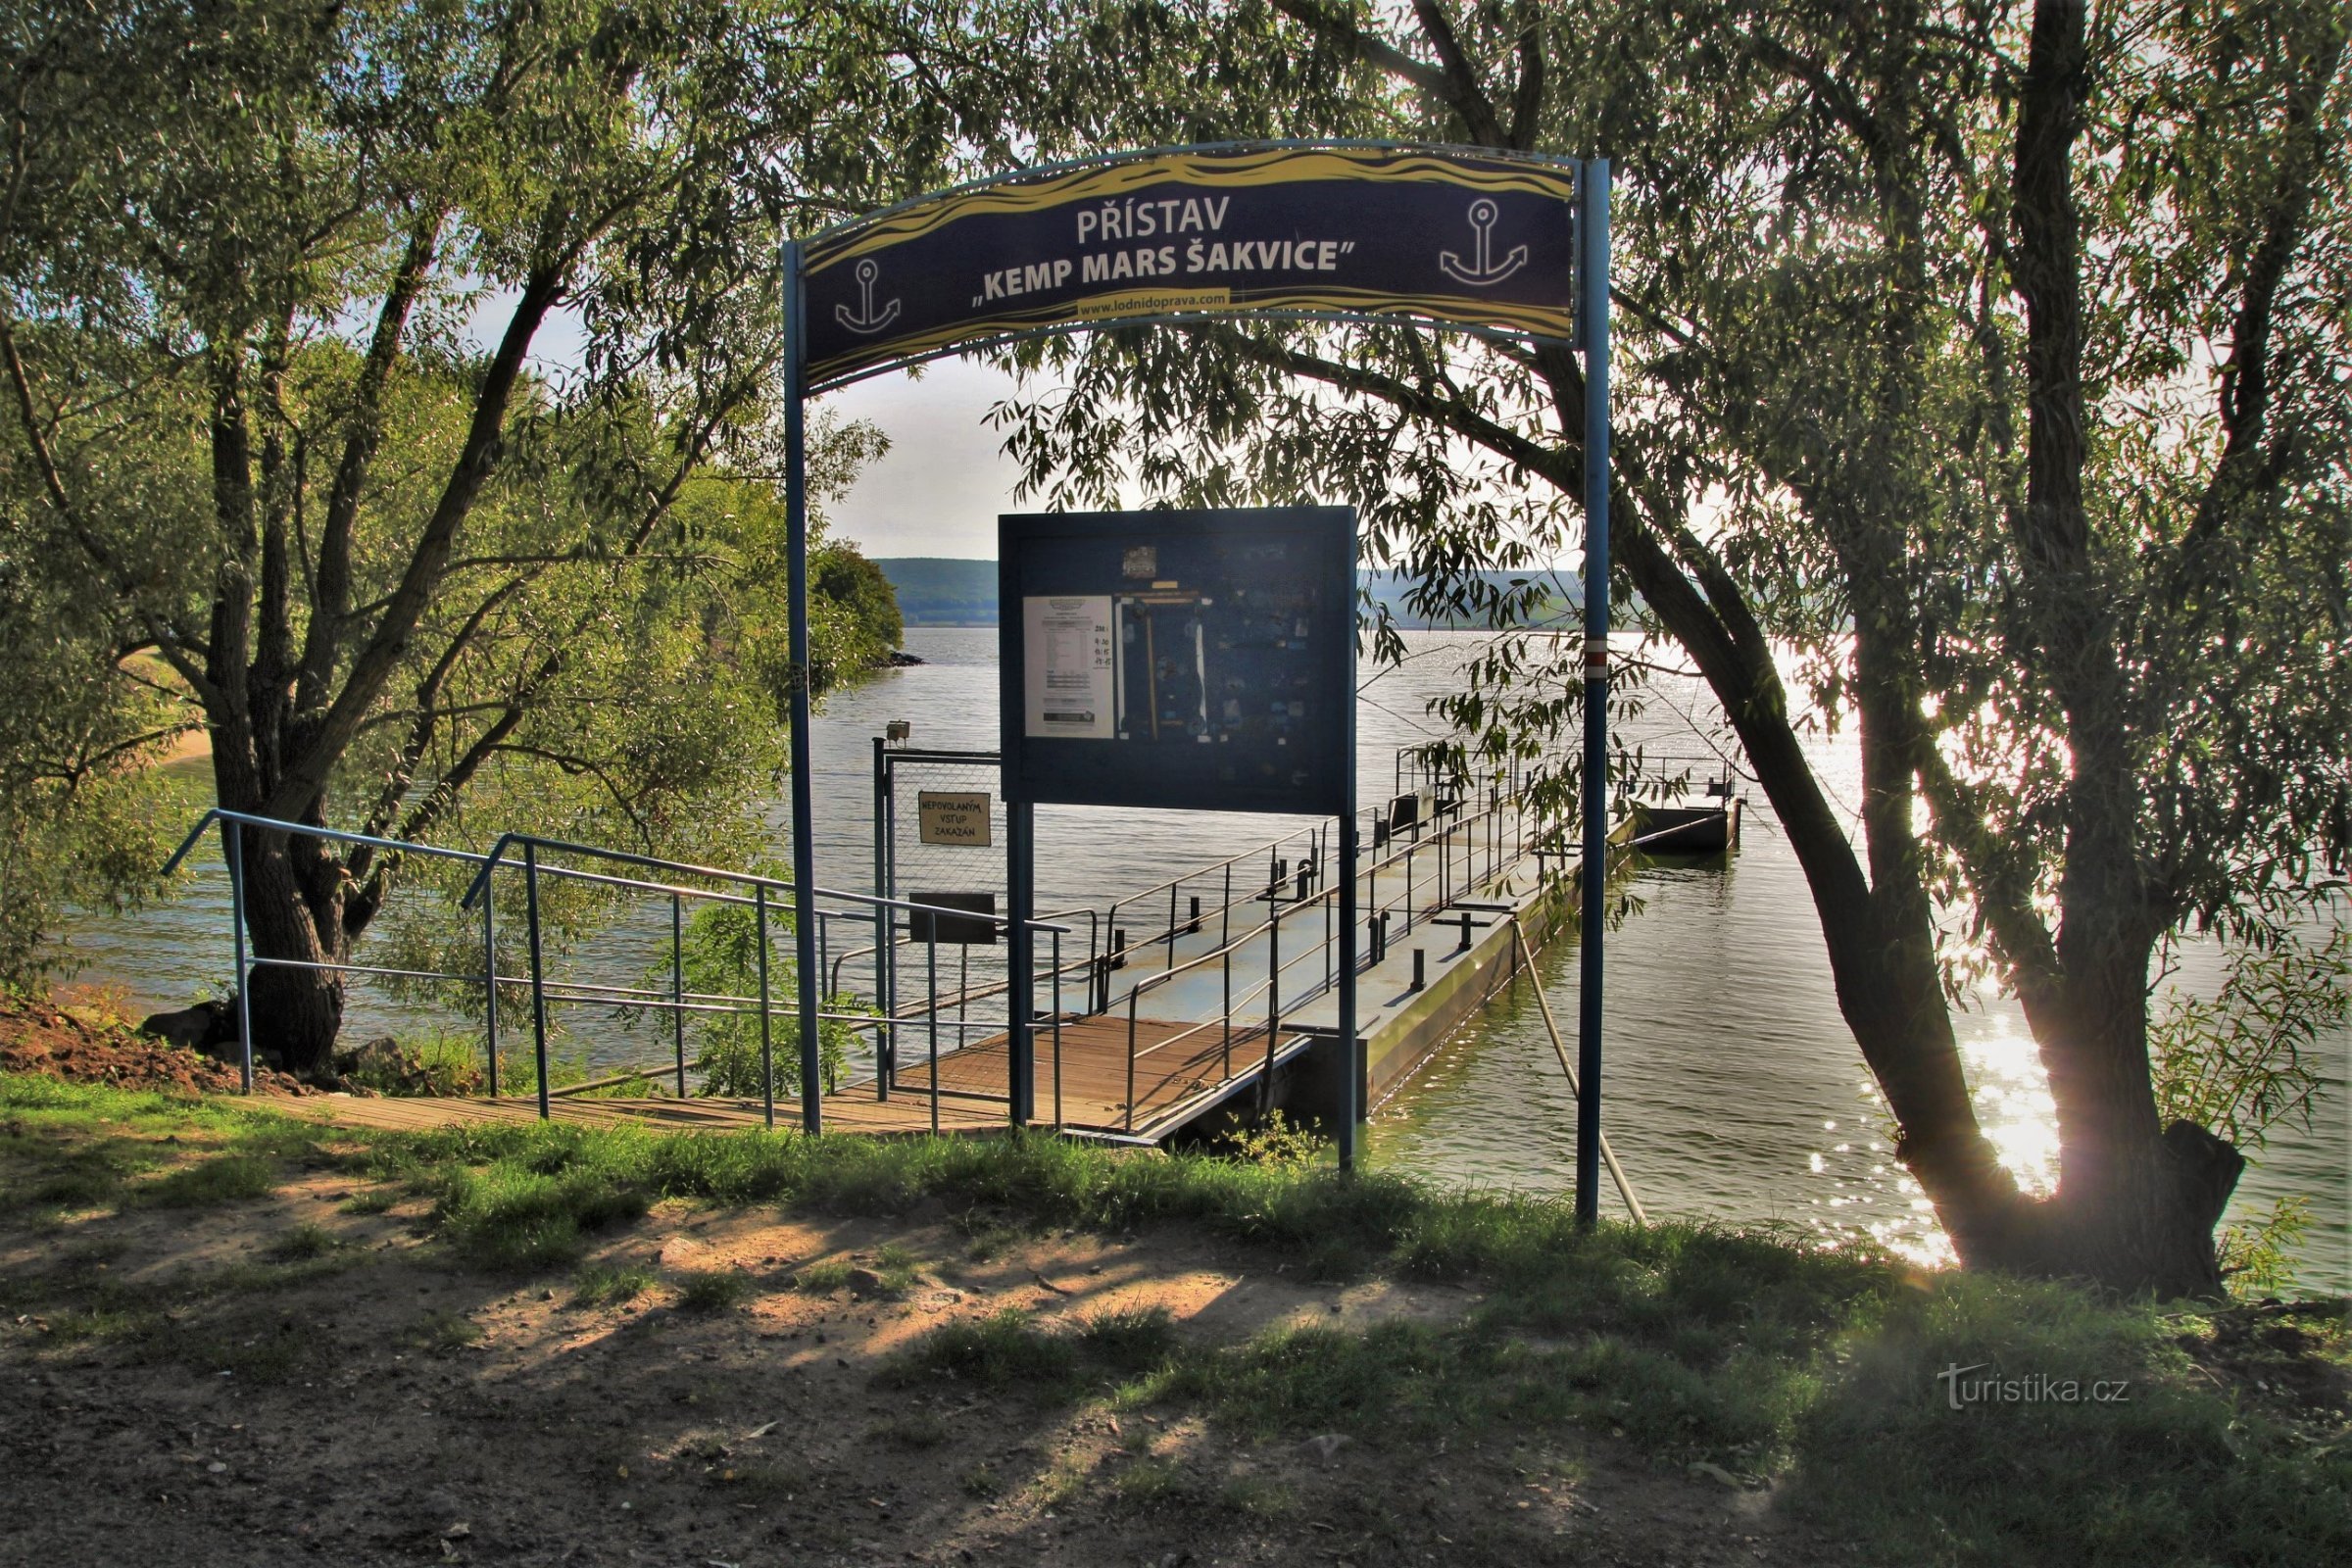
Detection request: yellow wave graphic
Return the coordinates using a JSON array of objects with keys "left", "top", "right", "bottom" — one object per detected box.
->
[
  {"left": 808, "top": 285, "right": 1575, "bottom": 386},
  {"left": 809, "top": 149, "right": 1579, "bottom": 272}
]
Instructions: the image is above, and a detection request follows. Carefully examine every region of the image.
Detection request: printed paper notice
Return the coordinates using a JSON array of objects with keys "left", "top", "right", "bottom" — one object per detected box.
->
[{"left": 1024, "top": 595, "right": 1114, "bottom": 739}]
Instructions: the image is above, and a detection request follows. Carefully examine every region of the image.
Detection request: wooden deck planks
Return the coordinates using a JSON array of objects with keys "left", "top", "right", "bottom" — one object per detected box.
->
[
  {"left": 273, "top": 1015, "right": 1298, "bottom": 1140},
  {"left": 896, "top": 1014, "right": 1294, "bottom": 1133}
]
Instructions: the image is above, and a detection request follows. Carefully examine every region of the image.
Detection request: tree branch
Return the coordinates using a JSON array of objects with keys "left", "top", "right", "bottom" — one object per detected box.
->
[{"left": 297, "top": 210, "right": 443, "bottom": 715}]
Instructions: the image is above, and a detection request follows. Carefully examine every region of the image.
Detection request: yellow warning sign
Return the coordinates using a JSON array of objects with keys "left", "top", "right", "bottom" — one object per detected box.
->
[{"left": 917, "top": 791, "right": 993, "bottom": 847}]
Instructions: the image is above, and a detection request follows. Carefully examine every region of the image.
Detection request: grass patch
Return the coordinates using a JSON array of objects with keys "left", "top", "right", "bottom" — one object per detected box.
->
[
  {"left": 138, "top": 1152, "right": 277, "bottom": 1207},
  {"left": 427, "top": 1161, "right": 650, "bottom": 1272},
  {"left": 5, "top": 1071, "right": 2348, "bottom": 1567},
  {"left": 883, "top": 1305, "right": 1181, "bottom": 1403},
  {"left": 265, "top": 1222, "right": 343, "bottom": 1261},
  {"left": 880, "top": 1308, "right": 1081, "bottom": 1396},
  {"left": 399, "top": 1309, "right": 483, "bottom": 1355},
  {"left": 1077, "top": 1305, "right": 1180, "bottom": 1374},
  {"left": 574, "top": 1262, "right": 656, "bottom": 1306},
  {"left": 338, "top": 1186, "right": 400, "bottom": 1214},
  {"left": 674, "top": 1268, "right": 754, "bottom": 1312},
  {"left": 794, "top": 1256, "right": 855, "bottom": 1293},
  {"left": 1108, "top": 1453, "right": 1196, "bottom": 1508},
  {"left": 1219, "top": 1475, "right": 1296, "bottom": 1517},
  {"left": 873, "top": 1242, "right": 924, "bottom": 1295},
  {"left": 866, "top": 1410, "right": 953, "bottom": 1449}
]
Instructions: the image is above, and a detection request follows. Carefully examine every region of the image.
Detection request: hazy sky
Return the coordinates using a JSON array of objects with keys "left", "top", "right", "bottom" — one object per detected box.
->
[
  {"left": 479, "top": 291, "right": 1575, "bottom": 568},
  {"left": 475, "top": 289, "right": 1026, "bottom": 563},
  {"left": 824, "top": 360, "right": 1030, "bottom": 561}
]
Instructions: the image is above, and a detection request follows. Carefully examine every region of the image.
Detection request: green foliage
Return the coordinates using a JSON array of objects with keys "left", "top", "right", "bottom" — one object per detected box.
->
[
  {"left": 640, "top": 898, "right": 870, "bottom": 1099},
  {"left": 2153, "top": 929, "right": 2350, "bottom": 1149},
  {"left": 339, "top": 1032, "right": 488, "bottom": 1098},
  {"left": 2218, "top": 1197, "right": 2315, "bottom": 1301},
  {"left": 0, "top": 642, "right": 194, "bottom": 985},
  {"left": 0, "top": 0, "right": 951, "bottom": 1034},
  {"left": 980, "top": 0, "right": 2352, "bottom": 1286},
  {"left": 812, "top": 542, "right": 906, "bottom": 679},
  {"left": 1220, "top": 1110, "right": 1328, "bottom": 1168}
]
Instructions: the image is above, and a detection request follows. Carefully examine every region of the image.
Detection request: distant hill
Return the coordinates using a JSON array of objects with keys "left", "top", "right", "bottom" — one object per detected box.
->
[
  {"left": 876, "top": 558, "right": 1575, "bottom": 630},
  {"left": 874, "top": 559, "right": 999, "bottom": 625}
]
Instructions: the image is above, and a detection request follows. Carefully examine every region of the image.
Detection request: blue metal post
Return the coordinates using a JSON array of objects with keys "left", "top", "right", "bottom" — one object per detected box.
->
[
  {"left": 523, "top": 841, "right": 549, "bottom": 1121},
  {"left": 1336, "top": 814, "right": 1358, "bottom": 1169},
  {"left": 873, "top": 735, "right": 893, "bottom": 1098},
  {"left": 1576, "top": 159, "right": 1612, "bottom": 1228},
  {"left": 481, "top": 866, "right": 499, "bottom": 1098},
  {"left": 225, "top": 819, "right": 252, "bottom": 1093},
  {"left": 757, "top": 882, "right": 775, "bottom": 1129},
  {"left": 1336, "top": 528, "right": 1359, "bottom": 1168},
  {"left": 1007, "top": 801, "right": 1035, "bottom": 1122},
  {"left": 671, "top": 893, "right": 686, "bottom": 1097},
  {"left": 782, "top": 236, "right": 822, "bottom": 1134}
]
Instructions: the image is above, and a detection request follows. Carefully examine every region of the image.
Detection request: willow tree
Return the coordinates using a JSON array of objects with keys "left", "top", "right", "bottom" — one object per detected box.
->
[
  {"left": 0, "top": 0, "right": 1007, "bottom": 1068},
  {"left": 990, "top": 0, "right": 2352, "bottom": 1295}
]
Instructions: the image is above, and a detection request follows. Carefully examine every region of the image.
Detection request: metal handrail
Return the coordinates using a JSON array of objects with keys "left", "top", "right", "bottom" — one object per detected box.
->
[
  {"left": 1103, "top": 796, "right": 1537, "bottom": 1127},
  {"left": 166, "top": 808, "right": 1067, "bottom": 1122}
]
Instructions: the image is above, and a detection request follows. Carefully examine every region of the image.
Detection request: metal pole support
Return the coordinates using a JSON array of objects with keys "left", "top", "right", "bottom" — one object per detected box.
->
[
  {"left": 1575, "top": 158, "right": 1613, "bottom": 1228},
  {"left": 523, "top": 841, "right": 549, "bottom": 1121},
  {"left": 225, "top": 819, "right": 252, "bottom": 1094},
  {"left": 781, "top": 235, "right": 822, "bottom": 1136}
]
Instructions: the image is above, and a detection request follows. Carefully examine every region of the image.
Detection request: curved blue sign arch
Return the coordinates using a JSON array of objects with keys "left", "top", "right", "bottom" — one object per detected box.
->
[{"left": 797, "top": 142, "right": 1584, "bottom": 391}]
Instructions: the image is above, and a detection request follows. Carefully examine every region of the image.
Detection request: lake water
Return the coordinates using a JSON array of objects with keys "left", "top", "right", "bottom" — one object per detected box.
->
[{"left": 64, "top": 626, "right": 2349, "bottom": 1291}]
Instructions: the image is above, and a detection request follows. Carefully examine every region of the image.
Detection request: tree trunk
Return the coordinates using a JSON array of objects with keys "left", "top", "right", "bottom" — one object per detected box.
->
[{"left": 228, "top": 815, "right": 354, "bottom": 1079}]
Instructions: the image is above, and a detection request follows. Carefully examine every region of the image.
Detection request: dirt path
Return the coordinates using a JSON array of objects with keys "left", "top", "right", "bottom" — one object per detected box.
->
[{"left": 3, "top": 1164, "right": 1818, "bottom": 1567}]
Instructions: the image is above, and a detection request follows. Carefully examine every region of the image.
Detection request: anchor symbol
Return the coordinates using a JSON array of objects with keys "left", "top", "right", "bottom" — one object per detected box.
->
[
  {"left": 835, "top": 258, "right": 901, "bottom": 335},
  {"left": 1438, "top": 199, "right": 1529, "bottom": 287}
]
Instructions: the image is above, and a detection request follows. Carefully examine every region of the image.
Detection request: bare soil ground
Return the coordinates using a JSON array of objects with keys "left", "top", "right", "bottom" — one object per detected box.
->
[
  {"left": 0, "top": 995, "right": 310, "bottom": 1098},
  {"left": 2, "top": 1155, "right": 1822, "bottom": 1567}
]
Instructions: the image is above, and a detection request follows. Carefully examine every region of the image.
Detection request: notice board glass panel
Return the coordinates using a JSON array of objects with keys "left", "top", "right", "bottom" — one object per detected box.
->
[{"left": 999, "top": 508, "right": 1355, "bottom": 815}]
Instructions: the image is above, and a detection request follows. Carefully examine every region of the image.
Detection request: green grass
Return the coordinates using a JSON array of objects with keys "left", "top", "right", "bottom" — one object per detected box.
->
[
  {"left": 1077, "top": 1305, "right": 1181, "bottom": 1374},
  {"left": 674, "top": 1267, "right": 755, "bottom": 1312},
  {"left": 1107, "top": 1453, "right": 1196, "bottom": 1508},
  {"left": 866, "top": 1410, "right": 953, "bottom": 1448},
  {"left": 880, "top": 1308, "right": 1082, "bottom": 1396},
  {"left": 425, "top": 1160, "right": 652, "bottom": 1271},
  {"left": 399, "top": 1308, "right": 484, "bottom": 1355},
  {"left": 136, "top": 1152, "right": 277, "bottom": 1206},
  {"left": 264, "top": 1222, "right": 343, "bottom": 1260},
  {"left": 4, "top": 1070, "right": 2348, "bottom": 1568},
  {"left": 873, "top": 1242, "right": 924, "bottom": 1295},
  {"left": 793, "top": 1256, "right": 855, "bottom": 1293},
  {"left": 574, "top": 1262, "right": 656, "bottom": 1306}
]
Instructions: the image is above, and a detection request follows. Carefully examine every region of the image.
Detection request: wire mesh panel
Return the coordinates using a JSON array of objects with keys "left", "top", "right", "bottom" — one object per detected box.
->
[{"left": 879, "top": 749, "right": 1013, "bottom": 1095}]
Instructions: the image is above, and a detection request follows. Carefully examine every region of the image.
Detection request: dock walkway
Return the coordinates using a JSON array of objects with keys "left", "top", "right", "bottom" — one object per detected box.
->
[{"left": 286, "top": 1014, "right": 1310, "bottom": 1142}]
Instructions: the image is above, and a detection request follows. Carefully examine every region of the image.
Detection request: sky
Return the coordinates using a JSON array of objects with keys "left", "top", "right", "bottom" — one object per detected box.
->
[
  {"left": 474, "top": 289, "right": 1582, "bottom": 569},
  {"left": 474, "top": 289, "right": 1027, "bottom": 563},
  {"left": 823, "top": 360, "right": 1031, "bottom": 561}
]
